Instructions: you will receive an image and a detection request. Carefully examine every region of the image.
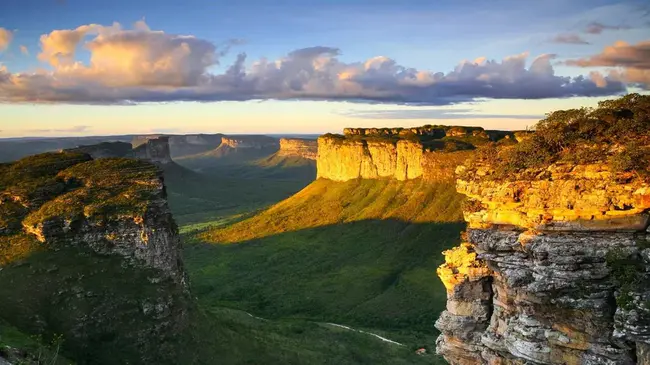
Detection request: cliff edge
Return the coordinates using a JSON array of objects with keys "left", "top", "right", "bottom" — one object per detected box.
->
[
  {"left": 436, "top": 94, "right": 650, "bottom": 365},
  {"left": 0, "top": 152, "right": 188, "bottom": 364},
  {"left": 317, "top": 126, "right": 514, "bottom": 182},
  {"left": 277, "top": 138, "right": 318, "bottom": 160}
]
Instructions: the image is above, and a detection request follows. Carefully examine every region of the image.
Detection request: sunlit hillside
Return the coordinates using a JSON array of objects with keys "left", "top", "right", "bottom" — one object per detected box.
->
[{"left": 185, "top": 178, "right": 465, "bottom": 354}]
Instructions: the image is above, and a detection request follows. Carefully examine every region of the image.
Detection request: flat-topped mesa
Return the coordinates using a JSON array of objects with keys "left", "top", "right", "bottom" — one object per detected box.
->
[
  {"left": 220, "top": 135, "right": 279, "bottom": 149},
  {"left": 132, "top": 136, "right": 173, "bottom": 164},
  {"left": 132, "top": 134, "right": 224, "bottom": 157},
  {"left": 277, "top": 138, "right": 318, "bottom": 160},
  {"left": 317, "top": 125, "right": 511, "bottom": 182}
]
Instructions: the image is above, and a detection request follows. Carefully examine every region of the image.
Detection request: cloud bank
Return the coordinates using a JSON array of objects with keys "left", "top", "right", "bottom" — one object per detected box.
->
[
  {"left": 0, "top": 22, "right": 632, "bottom": 105},
  {"left": 566, "top": 40, "right": 650, "bottom": 88}
]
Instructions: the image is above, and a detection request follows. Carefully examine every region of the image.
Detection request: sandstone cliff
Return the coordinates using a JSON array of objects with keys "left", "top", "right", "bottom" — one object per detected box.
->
[
  {"left": 278, "top": 138, "right": 318, "bottom": 160},
  {"left": 435, "top": 163, "right": 650, "bottom": 365},
  {"left": 0, "top": 152, "right": 189, "bottom": 364},
  {"left": 316, "top": 132, "right": 484, "bottom": 182}
]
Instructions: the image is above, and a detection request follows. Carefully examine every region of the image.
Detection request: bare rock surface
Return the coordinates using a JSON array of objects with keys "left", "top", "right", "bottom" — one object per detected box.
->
[{"left": 436, "top": 163, "right": 650, "bottom": 365}]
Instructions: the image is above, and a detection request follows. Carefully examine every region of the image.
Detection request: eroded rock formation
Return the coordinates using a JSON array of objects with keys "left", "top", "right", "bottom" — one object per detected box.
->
[
  {"left": 317, "top": 135, "right": 475, "bottom": 182},
  {"left": 0, "top": 153, "right": 189, "bottom": 364},
  {"left": 278, "top": 138, "right": 318, "bottom": 160},
  {"left": 436, "top": 163, "right": 650, "bottom": 364}
]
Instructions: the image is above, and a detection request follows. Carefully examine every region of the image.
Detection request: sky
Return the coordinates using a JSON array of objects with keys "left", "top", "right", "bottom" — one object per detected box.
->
[{"left": 0, "top": 0, "right": 649, "bottom": 137}]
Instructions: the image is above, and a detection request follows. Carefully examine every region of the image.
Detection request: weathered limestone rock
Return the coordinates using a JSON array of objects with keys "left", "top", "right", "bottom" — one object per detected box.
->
[
  {"left": 437, "top": 163, "right": 650, "bottom": 365},
  {"left": 278, "top": 138, "right": 318, "bottom": 160}
]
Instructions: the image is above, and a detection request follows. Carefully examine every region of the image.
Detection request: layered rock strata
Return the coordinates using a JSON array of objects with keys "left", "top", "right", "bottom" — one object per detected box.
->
[
  {"left": 436, "top": 164, "right": 650, "bottom": 364},
  {"left": 278, "top": 138, "right": 318, "bottom": 160},
  {"left": 317, "top": 135, "right": 472, "bottom": 182}
]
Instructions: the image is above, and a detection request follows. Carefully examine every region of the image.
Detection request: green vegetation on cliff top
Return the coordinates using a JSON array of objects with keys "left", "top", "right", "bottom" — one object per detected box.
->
[{"left": 468, "top": 93, "right": 650, "bottom": 179}]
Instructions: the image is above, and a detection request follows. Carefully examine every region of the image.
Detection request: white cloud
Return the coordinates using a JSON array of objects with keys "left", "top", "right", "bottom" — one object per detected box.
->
[{"left": 0, "top": 21, "right": 630, "bottom": 105}]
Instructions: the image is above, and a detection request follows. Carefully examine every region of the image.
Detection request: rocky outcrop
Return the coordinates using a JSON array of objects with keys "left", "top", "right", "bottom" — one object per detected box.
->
[
  {"left": 278, "top": 138, "right": 318, "bottom": 160},
  {"left": 317, "top": 135, "right": 473, "bottom": 182},
  {"left": 0, "top": 153, "right": 189, "bottom": 364},
  {"left": 132, "top": 136, "right": 173, "bottom": 164},
  {"left": 436, "top": 163, "right": 650, "bottom": 365}
]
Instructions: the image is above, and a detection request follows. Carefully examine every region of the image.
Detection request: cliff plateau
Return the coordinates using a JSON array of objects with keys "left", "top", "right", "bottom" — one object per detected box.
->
[
  {"left": 277, "top": 138, "right": 318, "bottom": 160},
  {"left": 316, "top": 126, "right": 506, "bottom": 182},
  {"left": 0, "top": 152, "right": 189, "bottom": 364},
  {"left": 436, "top": 94, "right": 650, "bottom": 365}
]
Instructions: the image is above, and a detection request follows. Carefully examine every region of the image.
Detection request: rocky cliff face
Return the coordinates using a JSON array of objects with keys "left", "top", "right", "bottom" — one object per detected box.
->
[
  {"left": 436, "top": 163, "right": 650, "bottom": 365},
  {"left": 0, "top": 153, "right": 189, "bottom": 364},
  {"left": 277, "top": 138, "right": 318, "bottom": 160},
  {"left": 317, "top": 135, "right": 474, "bottom": 182},
  {"left": 132, "top": 136, "right": 174, "bottom": 164}
]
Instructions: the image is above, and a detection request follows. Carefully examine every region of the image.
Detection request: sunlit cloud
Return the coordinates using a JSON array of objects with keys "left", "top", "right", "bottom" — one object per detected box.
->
[
  {"left": 566, "top": 40, "right": 650, "bottom": 88},
  {"left": 0, "top": 28, "right": 13, "bottom": 52},
  {"left": 0, "top": 21, "right": 630, "bottom": 105},
  {"left": 19, "top": 45, "right": 29, "bottom": 55}
]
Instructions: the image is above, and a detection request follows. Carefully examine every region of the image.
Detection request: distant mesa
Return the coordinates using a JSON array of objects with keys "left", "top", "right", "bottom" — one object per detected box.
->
[
  {"left": 220, "top": 135, "right": 279, "bottom": 149},
  {"left": 318, "top": 125, "right": 520, "bottom": 182},
  {"left": 132, "top": 134, "right": 224, "bottom": 158},
  {"left": 278, "top": 138, "right": 318, "bottom": 160},
  {"left": 132, "top": 136, "right": 174, "bottom": 165},
  {"left": 64, "top": 137, "right": 175, "bottom": 165}
]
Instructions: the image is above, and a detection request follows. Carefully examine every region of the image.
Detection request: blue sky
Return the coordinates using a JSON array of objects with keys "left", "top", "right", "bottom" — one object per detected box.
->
[{"left": 0, "top": 0, "right": 648, "bottom": 137}]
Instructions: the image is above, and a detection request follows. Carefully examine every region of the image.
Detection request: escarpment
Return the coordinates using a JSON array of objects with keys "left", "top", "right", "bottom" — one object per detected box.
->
[
  {"left": 436, "top": 94, "right": 650, "bottom": 365},
  {"left": 278, "top": 138, "right": 318, "bottom": 160},
  {"left": 317, "top": 125, "right": 511, "bottom": 182},
  {"left": 132, "top": 136, "right": 174, "bottom": 164},
  {"left": 0, "top": 152, "right": 189, "bottom": 364},
  {"left": 132, "top": 134, "right": 223, "bottom": 158}
]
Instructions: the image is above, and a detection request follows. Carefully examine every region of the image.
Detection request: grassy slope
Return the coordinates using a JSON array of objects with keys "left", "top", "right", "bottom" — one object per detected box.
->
[
  {"left": 186, "top": 178, "right": 464, "bottom": 355},
  {"left": 163, "top": 162, "right": 312, "bottom": 227}
]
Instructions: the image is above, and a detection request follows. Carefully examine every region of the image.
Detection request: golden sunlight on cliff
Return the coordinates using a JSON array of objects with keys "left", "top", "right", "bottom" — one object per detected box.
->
[{"left": 436, "top": 242, "right": 490, "bottom": 292}]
